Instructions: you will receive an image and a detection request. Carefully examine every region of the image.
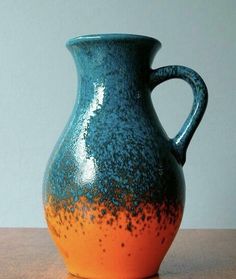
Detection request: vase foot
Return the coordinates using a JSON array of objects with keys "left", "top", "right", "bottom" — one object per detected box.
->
[{"left": 67, "top": 271, "right": 159, "bottom": 279}]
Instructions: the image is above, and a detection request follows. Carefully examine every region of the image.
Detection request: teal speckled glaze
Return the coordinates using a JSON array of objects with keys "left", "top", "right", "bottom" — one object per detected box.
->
[{"left": 43, "top": 34, "right": 208, "bottom": 279}]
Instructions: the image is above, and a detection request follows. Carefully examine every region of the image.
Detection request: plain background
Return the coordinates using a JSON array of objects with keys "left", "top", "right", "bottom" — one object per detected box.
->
[{"left": 0, "top": 0, "right": 235, "bottom": 228}]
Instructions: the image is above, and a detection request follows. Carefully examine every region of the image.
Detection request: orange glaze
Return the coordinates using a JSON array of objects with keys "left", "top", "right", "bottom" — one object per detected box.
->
[{"left": 45, "top": 196, "right": 183, "bottom": 279}]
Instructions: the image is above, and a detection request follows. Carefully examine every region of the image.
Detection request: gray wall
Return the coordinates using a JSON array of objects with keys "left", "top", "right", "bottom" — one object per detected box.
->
[{"left": 0, "top": 0, "right": 235, "bottom": 228}]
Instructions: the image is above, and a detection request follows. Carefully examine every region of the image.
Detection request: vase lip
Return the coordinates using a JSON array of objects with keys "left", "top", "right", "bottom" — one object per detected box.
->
[{"left": 66, "top": 33, "right": 161, "bottom": 48}]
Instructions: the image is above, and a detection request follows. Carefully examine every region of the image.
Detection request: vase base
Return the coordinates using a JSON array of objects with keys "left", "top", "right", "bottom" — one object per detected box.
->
[{"left": 68, "top": 271, "right": 159, "bottom": 279}]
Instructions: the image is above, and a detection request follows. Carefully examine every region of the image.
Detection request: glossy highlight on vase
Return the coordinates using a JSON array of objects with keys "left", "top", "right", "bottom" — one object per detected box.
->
[{"left": 43, "top": 33, "right": 208, "bottom": 279}]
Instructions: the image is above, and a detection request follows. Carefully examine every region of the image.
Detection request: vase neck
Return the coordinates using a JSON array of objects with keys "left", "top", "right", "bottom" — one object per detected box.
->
[
  {"left": 66, "top": 34, "right": 161, "bottom": 108},
  {"left": 67, "top": 34, "right": 160, "bottom": 81}
]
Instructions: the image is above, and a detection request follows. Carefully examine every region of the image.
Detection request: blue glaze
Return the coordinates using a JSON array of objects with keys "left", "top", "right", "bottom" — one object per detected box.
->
[{"left": 43, "top": 33, "right": 207, "bottom": 215}]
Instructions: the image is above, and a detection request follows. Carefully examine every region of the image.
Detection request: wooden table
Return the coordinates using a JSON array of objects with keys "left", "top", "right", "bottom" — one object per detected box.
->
[{"left": 0, "top": 229, "right": 235, "bottom": 279}]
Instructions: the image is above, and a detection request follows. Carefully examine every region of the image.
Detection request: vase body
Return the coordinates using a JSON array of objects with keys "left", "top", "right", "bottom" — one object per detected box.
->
[{"left": 43, "top": 34, "right": 207, "bottom": 279}]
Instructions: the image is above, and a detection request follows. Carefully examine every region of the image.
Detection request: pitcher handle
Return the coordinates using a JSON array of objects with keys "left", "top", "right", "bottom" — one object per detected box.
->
[{"left": 149, "top": 65, "right": 208, "bottom": 165}]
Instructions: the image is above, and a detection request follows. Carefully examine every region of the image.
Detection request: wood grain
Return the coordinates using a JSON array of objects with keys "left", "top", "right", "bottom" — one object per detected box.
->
[{"left": 0, "top": 229, "right": 235, "bottom": 279}]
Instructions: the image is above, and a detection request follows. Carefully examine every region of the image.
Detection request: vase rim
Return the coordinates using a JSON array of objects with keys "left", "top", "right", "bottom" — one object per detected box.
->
[{"left": 66, "top": 33, "right": 161, "bottom": 48}]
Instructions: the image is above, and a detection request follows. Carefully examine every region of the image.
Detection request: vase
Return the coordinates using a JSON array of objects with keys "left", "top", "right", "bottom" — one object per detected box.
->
[{"left": 43, "top": 33, "right": 208, "bottom": 279}]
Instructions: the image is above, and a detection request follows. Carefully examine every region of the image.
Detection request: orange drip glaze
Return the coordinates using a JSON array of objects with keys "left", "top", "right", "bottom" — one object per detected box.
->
[{"left": 45, "top": 196, "right": 183, "bottom": 279}]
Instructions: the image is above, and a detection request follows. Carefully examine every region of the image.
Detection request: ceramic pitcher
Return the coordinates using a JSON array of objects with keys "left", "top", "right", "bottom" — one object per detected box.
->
[{"left": 43, "top": 34, "right": 208, "bottom": 279}]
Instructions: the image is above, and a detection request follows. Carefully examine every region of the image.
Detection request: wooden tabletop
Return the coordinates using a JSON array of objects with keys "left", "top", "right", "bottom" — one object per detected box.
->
[{"left": 0, "top": 229, "right": 235, "bottom": 279}]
